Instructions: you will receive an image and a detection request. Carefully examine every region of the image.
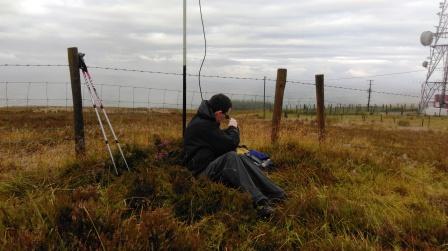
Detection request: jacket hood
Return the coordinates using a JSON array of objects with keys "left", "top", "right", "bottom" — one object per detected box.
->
[{"left": 197, "top": 100, "right": 216, "bottom": 121}]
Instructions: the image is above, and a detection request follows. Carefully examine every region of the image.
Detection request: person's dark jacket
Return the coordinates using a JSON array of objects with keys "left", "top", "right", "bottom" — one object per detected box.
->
[{"left": 183, "top": 100, "right": 240, "bottom": 176}]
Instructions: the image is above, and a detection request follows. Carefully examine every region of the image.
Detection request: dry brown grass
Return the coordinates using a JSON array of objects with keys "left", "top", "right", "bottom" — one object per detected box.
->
[{"left": 0, "top": 107, "right": 447, "bottom": 250}]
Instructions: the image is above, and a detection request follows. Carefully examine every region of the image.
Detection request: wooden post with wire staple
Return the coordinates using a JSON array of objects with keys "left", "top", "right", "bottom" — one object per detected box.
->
[
  {"left": 67, "top": 47, "right": 86, "bottom": 157},
  {"left": 271, "top": 69, "right": 287, "bottom": 144},
  {"left": 316, "top": 75, "right": 325, "bottom": 141},
  {"left": 315, "top": 74, "right": 325, "bottom": 142}
]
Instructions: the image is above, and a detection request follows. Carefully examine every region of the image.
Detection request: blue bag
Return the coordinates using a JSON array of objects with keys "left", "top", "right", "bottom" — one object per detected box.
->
[
  {"left": 248, "top": 150, "right": 270, "bottom": 161},
  {"left": 245, "top": 150, "right": 276, "bottom": 171}
]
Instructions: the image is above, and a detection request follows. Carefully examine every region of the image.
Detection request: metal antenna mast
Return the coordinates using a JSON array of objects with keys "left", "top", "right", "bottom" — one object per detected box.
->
[
  {"left": 183, "top": 0, "right": 187, "bottom": 135},
  {"left": 420, "top": 0, "right": 448, "bottom": 114}
]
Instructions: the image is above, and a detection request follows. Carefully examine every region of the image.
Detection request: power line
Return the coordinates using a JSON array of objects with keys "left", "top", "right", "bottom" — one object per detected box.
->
[
  {"left": 326, "top": 70, "right": 425, "bottom": 81},
  {"left": 295, "top": 70, "right": 427, "bottom": 82},
  {"left": 370, "top": 90, "right": 418, "bottom": 98},
  {"left": 283, "top": 79, "right": 419, "bottom": 98}
]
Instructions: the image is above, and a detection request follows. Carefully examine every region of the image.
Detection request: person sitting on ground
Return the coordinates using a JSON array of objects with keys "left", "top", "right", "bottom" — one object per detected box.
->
[{"left": 183, "top": 93, "right": 286, "bottom": 218}]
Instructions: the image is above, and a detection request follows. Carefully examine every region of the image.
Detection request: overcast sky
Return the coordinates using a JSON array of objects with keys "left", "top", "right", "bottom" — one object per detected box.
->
[{"left": 0, "top": 0, "right": 442, "bottom": 106}]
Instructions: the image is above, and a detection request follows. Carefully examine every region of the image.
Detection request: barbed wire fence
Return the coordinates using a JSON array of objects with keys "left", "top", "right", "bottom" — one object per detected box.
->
[
  {"left": 1, "top": 63, "right": 441, "bottom": 151},
  {"left": 0, "top": 63, "right": 421, "bottom": 115}
]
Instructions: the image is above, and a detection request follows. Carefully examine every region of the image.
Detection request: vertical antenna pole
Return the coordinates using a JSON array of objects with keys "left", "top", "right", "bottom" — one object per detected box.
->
[{"left": 182, "top": 0, "right": 187, "bottom": 136}]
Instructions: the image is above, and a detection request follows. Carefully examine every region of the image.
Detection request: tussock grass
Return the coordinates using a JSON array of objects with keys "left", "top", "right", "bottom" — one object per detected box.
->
[{"left": 0, "top": 108, "right": 447, "bottom": 250}]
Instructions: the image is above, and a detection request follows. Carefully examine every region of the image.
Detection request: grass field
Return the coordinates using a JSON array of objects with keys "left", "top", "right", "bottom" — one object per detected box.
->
[{"left": 0, "top": 108, "right": 447, "bottom": 250}]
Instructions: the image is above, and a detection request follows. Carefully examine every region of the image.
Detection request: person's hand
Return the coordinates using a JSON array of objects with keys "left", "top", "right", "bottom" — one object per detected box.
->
[{"left": 228, "top": 118, "right": 238, "bottom": 128}]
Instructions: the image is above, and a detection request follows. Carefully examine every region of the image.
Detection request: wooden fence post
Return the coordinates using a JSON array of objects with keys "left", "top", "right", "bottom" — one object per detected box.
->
[
  {"left": 263, "top": 76, "right": 266, "bottom": 119},
  {"left": 315, "top": 74, "right": 325, "bottom": 142},
  {"left": 271, "top": 69, "right": 287, "bottom": 144},
  {"left": 68, "top": 47, "right": 85, "bottom": 157}
]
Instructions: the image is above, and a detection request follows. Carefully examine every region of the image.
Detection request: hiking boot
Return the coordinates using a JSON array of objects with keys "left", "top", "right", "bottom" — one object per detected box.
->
[
  {"left": 269, "top": 197, "right": 285, "bottom": 206},
  {"left": 255, "top": 199, "right": 274, "bottom": 219},
  {"left": 269, "top": 193, "right": 287, "bottom": 206}
]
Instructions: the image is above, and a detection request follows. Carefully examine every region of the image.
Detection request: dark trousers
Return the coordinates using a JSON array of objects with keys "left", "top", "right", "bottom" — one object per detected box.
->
[{"left": 200, "top": 151, "right": 285, "bottom": 204}]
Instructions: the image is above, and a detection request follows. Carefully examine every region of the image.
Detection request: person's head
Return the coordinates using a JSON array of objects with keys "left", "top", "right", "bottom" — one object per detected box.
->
[{"left": 208, "top": 94, "right": 232, "bottom": 123}]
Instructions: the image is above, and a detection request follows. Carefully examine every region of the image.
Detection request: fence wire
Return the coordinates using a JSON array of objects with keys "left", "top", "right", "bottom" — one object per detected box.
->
[{"left": 0, "top": 63, "right": 421, "bottom": 98}]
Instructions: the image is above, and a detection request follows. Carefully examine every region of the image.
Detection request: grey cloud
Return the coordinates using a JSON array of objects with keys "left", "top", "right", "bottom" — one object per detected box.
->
[{"left": 0, "top": 0, "right": 441, "bottom": 106}]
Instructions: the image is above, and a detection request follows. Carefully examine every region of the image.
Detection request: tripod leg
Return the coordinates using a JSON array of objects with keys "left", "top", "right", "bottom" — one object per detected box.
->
[
  {"left": 87, "top": 74, "right": 130, "bottom": 171},
  {"left": 83, "top": 73, "right": 119, "bottom": 175},
  {"left": 99, "top": 106, "right": 130, "bottom": 171}
]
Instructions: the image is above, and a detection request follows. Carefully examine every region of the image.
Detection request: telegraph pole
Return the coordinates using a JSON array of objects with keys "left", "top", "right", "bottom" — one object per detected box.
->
[
  {"left": 367, "top": 80, "right": 373, "bottom": 112},
  {"left": 182, "top": 0, "right": 187, "bottom": 135}
]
